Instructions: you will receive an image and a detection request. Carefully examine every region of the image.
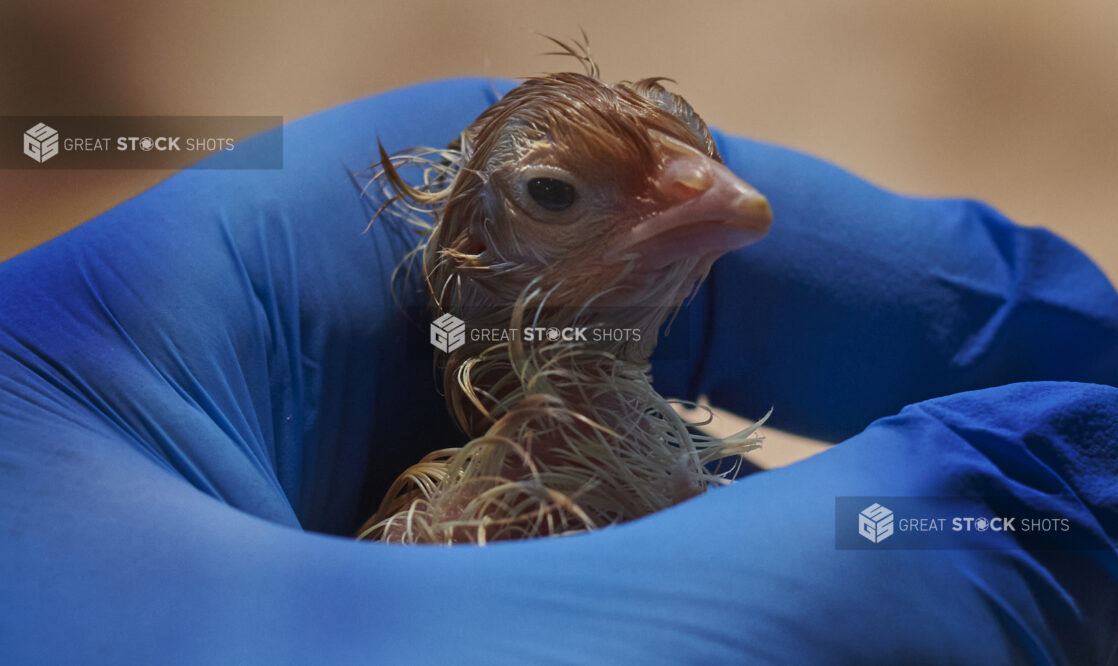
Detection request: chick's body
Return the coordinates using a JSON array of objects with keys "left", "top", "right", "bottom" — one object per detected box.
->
[{"left": 361, "top": 70, "right": 772, "bottom": 544}]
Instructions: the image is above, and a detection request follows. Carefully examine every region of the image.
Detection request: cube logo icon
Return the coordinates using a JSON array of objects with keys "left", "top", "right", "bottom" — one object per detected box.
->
[
  {"left": 430, "top": 313, "right": 466, "bottom": 353},
  {"left": 858, "top": 503, "right": 894, "bottom": 543},
  {"left": 24, "top": 123, "right": 59, "bottom": 163}
]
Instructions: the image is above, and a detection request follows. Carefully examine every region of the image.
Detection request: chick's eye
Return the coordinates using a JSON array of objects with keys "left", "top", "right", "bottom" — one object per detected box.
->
[{"left": 526, "top": 177, "right": 577, "bottom": 212}]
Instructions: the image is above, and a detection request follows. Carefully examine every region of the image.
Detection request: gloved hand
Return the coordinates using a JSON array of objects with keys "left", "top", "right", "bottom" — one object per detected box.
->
[{"left": 1, "top": 78, "right": 1115, "bottom": 665}]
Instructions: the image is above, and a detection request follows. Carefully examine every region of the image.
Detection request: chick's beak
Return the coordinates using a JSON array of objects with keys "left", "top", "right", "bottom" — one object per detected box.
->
[{"left": 606, "top": 131, "right": 772, "bottom": 269}]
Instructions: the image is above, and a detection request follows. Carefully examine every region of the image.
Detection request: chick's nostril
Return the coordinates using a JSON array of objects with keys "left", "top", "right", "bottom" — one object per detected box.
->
[
  {"left": 674, "top": 165, "right": 713, "bottom": 193},
  {"left": 650, "top": 129, "right": 718, "bottom": 197},
  {"left": 658, "top": 160, "right": 713, "bottom": 199}
]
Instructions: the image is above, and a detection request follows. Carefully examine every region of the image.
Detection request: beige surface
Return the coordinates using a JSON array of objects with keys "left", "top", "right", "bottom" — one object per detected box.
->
[
  {"left": 2, "top": 1, "right": 1115, "bottom": 456},
  {"left": 677, "top": 401, "right": 833, "bottom": 468}
]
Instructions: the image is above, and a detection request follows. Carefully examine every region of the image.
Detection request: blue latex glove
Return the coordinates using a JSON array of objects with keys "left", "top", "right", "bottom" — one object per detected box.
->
[{"left": 1, "top": 79, "right": 1116, "bottom": 664}]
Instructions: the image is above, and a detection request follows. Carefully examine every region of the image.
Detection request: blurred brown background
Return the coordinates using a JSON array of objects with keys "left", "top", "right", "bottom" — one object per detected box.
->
[
  {"left": 1, "top": 0, "right": 1114, "bottom": 453},
  {"left": 2, "top": 0, "right": 1118, "bottom": 274},
  {"left": 1, "top": 0, "right": 1115, "bottom": 274}
]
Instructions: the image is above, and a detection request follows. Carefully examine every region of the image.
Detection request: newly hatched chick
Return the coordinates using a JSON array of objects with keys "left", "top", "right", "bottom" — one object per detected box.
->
[{"left": 360, "top": 53, "right": 772, "bottom": 544}]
